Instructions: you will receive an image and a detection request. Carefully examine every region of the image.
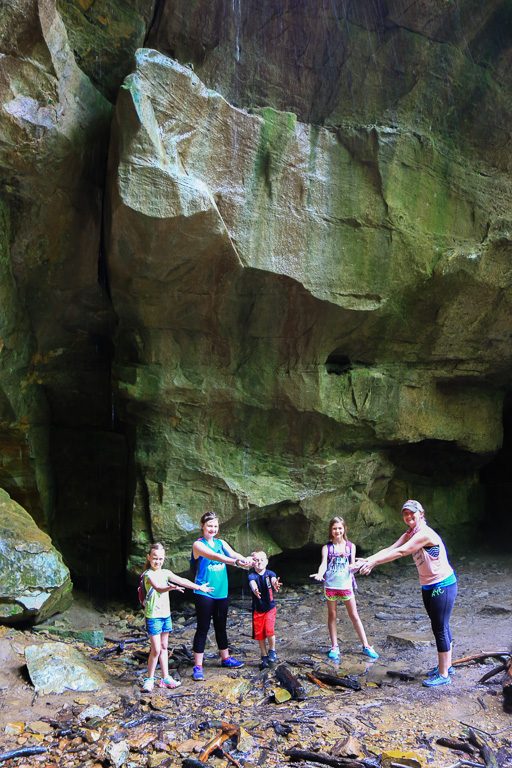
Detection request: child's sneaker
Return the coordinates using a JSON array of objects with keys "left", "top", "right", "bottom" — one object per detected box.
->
[
  {"left": 328, "top": 646, "right": 340, "bottom": 660},
  {"left": 221, "top": 656, "right": 244, "bottom": 668},
  {"left": 363, "top": 646, "right": 379, "bottom": 659},
  {"left": 423, "top": 672, "right": 451, "bottom": 687},
  {"left": 260, "top": 656, "right": 270, "bottom": 669},
  {"left": 268, "top": 650, "right": 277, "bottom": 663},
  {"left": 192, "top": 665, "right": 204, "bottom": 681},
  {"left": 159, "top": 676, "right": 181, "bottom": 689},
  {"left": 142, "top": 677, "right": 154, "bottom": 692}
]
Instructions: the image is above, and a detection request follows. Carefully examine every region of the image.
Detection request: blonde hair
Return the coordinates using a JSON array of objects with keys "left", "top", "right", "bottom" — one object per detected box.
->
[
  {"left": 328, "top": 516, "right": 348, "bottom": 543},
  {"left": 144, "top": 541, "right": 165, "bottom": 571}
]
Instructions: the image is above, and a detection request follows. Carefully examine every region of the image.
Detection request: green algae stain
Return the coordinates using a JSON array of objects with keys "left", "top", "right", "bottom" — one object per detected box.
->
[{"left": 241, "top": 107, "right": 298, "bottom": 267}]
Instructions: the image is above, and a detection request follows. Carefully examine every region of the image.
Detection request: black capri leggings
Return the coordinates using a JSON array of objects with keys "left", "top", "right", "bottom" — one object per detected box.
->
[
  {"left": 422, "top": 581, "right": 457, "bottom": 653},
  {"left": 193, "top": 594, "right": 229, "bottom": 654}
]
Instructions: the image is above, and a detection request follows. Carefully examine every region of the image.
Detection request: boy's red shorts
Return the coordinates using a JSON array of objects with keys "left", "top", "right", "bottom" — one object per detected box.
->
[{"left": 252, "top": 606, "right": 277, "bottom": 640}]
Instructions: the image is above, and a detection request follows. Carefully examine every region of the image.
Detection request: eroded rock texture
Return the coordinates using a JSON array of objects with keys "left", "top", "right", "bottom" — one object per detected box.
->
[
  {"left": 1, "top": 0, "right": 512, "bottom": 589},
  {"left": 107, "top": 45, "right": 512, "bottom": 576},
  {"left": 0, "top": 489, "right": 72, "bottom": 623}
]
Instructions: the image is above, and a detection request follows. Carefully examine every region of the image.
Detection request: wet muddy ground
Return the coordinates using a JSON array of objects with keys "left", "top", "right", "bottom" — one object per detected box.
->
[{"left": 0, "top": 554, "right": 511, "bottom": 767}]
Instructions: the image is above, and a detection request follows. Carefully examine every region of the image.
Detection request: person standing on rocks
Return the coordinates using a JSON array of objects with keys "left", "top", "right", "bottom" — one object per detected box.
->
[
  {"left": 310, "top": 516, "right": 379, "bottom": 661},
  {"left": 191, "top": 511, "right": 253, "bottom": 681},
  {"left": 248, "top": 550, "right": 282, "bottom": 668},
  {"left": 357, "top": 499, "right": 457, "bottom": 687},
  {"left": 141, "top": 541, "right": 213, "bottom": 692}
]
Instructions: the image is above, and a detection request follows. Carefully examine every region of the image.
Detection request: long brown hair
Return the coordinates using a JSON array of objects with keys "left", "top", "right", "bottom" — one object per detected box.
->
[
  {"left": 200, "top": 511, "right": 219, "bottom": 528},
  {"left": 144, "top": 541, "right": 165, "bottom": 571},
  {"left": 328, "top": 516, "right": 347, "bottom": 543}
]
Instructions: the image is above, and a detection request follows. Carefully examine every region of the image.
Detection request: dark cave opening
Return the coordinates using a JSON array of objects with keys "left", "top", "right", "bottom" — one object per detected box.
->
[{"left": 480, "top": 391, "right": 512, "bottom": 551}]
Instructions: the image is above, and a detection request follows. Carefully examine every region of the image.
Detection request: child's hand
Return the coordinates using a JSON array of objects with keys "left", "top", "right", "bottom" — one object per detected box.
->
[
  {"left": 169, "top": 584, "right": 185, "bottom": 593},
  {"left": 237, "top": 557, "right": 253, "bottom": 569},
  {"left": 273, "top": 577, "right": 282, "bottom": 592},
  {"left": 251, "top": 586, "right": 262, "bottom": 599},
  {"left": 309, "top": 573, "right": 324, "bottom": 581},
  {"left": 199, "top": 582, "right": 214, "bottom": 593}
]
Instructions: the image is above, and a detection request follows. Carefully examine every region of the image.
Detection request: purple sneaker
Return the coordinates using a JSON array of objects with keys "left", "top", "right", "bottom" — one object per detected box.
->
[{"left": 192, "top": 665, "right": 204, "bottom": 680}]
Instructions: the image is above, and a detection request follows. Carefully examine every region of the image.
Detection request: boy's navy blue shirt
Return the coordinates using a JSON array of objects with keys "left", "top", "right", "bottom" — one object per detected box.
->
[{"left": 248, "top": 569, "right": 276, "bottom": 613}]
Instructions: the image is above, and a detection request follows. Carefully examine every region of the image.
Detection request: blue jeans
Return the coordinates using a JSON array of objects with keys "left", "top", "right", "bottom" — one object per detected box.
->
[{"left": 146, "top": 615, "right": 173, "bottom": 636}]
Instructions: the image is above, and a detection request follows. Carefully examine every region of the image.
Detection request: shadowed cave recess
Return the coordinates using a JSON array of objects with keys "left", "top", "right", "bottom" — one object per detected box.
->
[{"left": 1, "top": 0, "right": 511, "bottom": 601}]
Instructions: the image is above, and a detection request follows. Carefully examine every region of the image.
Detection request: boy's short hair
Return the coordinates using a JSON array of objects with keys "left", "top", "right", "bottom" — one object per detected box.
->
[{"left": 251, "top": 550, "right": 267, "bottom": 559}]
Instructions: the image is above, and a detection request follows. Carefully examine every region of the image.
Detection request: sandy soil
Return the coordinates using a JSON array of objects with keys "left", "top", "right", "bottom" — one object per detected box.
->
[{"left": 0, "top": 553, "right": 511, "bottom": 766}]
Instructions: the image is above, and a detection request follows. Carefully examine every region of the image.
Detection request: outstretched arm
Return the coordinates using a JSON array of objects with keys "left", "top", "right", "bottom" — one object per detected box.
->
[
  {"left": 192, "top": 539, "right": 247, "bottom": 567},
  {"left": 358, "top": 530, "right": 432, "bottom": 574},
  {"left": 146, "top": 572, "right": 184, "bottom": 594},
  {"left": 310, "top": 545, "right": 329, "bottom": 581},
  {"left": 168, "top": 571, "right": 214, "bottom": 594},
  {"left": 218, "top": 540, "right": 254, "bottom": 569}
]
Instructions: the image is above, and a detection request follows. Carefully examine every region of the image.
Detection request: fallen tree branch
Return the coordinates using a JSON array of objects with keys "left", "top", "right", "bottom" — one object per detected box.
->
[
  {"left": 468, "top": 728, "right": 498, "bottom": 768},
  {"left": 436, "top": 738, "right": 477, "bottom": 756},
  {"left": 453, "top": 652, "right": 511, "bottom": 665},
  {"left": 478, "top": 663, "right": 508, "bottom": 684},
  {"left": 120, "top": 713, "right": 169, "bottom": 728},
  {"left": 0, "top": 746, "right": 47, "bottom": 762},
  {"left": 285, "top": 747, "right": 372, "bottom": 768},
  {"left": 306, "top": 672, "right": 332, "bottom": 690},
  {"left": 275, "top": 664, "right": 307, "bottom": 700},
  {"left": 198, "top": 723, "right": 240, "bottom": 762},
  {"left": 307, "top": 670, "right": 361, "bottom": 692}
]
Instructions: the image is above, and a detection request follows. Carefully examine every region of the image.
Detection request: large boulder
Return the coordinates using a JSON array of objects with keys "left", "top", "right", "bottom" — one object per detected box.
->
[
  {"left": 106, "top": 50, "right": 511, "bottom": 577},
  {"left": 0, "top": 489, "right": 72, "bottom": 623}
]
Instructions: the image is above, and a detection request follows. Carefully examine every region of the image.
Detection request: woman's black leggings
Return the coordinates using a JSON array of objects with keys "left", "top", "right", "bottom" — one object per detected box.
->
[
  {"left": 422, "top": 581, "right": 457, "bottom": 653},
  {"left": 193, "top": 594, "right": 229, "bottom": 654}
]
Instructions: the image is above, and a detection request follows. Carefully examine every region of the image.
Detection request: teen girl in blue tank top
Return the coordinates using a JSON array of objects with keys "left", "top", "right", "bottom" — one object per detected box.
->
[{"left": 191, "top": 511, "right": 253, "bottom": 680}]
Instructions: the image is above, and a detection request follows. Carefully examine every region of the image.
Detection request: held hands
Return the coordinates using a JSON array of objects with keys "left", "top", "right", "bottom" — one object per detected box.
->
[
  {"left": 355, "top": 557, "right": 373, "bottom": 575},
  {"left": 236, "top": 556, "right": 254, "bottom": 569}
]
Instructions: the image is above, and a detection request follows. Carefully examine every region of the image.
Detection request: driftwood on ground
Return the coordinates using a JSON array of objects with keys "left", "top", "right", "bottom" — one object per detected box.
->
[
  {"left": 436, "top": 738, "right": 477, "bottom": 756},
  {"left": 453, "top": 651, "right": 511, "bottom": 665},
  {"left": 198, "top": 723, "right": 240, "bottom": 761},
  {"left": 275, "top": 664, "right": 307, "bottom": 700},
  {"left": 284, "top": 747, "right": 374, "bottom": 768},
  {"left": 0, "top": 746, "right": 47, "bottom": 762},
  {"left": 307, "top": 670, "right": 362, "bottom": 691}
]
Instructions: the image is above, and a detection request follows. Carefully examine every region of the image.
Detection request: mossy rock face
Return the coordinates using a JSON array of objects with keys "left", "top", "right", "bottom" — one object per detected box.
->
[
  {"left": 108, "top": 51, "right": 510, "bottom": 576},
  {"left": 0, "top": 489, "right": 72, "bottom": 624},
  {"left": 2, "top": 1, "right": 512, "bottom": 591}
]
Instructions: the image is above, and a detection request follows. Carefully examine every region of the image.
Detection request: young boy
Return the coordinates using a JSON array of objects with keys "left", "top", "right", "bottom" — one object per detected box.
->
[{"left": 248, "top": 551, "right": 282, "bottom": 668}]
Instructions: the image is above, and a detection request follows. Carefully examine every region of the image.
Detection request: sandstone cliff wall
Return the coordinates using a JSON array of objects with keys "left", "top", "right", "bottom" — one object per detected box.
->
[{"left": 1, "top": 0, "right": 511, "bottom": 590}]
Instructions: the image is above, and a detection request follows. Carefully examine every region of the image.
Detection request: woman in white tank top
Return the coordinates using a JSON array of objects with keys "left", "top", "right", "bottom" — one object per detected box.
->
[{"left": 357, "top": 500, "right": 457, "bottom": 688}]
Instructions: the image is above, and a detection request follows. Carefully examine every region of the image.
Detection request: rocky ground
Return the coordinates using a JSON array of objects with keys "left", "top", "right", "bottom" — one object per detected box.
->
[{"left": 0, "top": 554, "right": 511, "bottom": 768}]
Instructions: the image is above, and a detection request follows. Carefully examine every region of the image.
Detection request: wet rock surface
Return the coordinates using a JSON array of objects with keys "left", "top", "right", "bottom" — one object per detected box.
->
[{"left": 0, "top": 554, "right": 511, "bottom": 767}]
